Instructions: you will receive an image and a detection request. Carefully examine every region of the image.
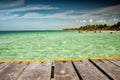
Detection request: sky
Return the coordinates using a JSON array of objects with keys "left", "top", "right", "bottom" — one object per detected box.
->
[{"left": 0, "top": 0, "right": 120, "bottom": 30}]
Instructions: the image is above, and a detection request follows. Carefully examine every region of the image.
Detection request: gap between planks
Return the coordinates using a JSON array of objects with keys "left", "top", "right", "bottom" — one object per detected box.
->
[{"left": 0, "top": 59, "right": 120, "bottom": 80}]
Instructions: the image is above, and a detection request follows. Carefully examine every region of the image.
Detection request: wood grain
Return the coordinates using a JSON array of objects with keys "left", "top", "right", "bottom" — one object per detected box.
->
[
  {"left": 0, "top": 62, "right": 29, "bottom": 80},
  {"left": 54, "top": 61, "right": 80, "bottom": 80},
  {"left": 18, "top": 62, "right": 52, "bottom": 80},
  {"left": 91, "top": 59, "right": 120, "bottom": 80},
  {"left": 73, "top": 60, "right": 109, "bottom": 80}
]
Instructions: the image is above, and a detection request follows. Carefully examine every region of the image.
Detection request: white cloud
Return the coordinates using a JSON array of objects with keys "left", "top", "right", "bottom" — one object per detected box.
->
[
  {"left": 91, "top": 4, "right": 120, "bottom": 14},
  {"left": 113, "top": 18, "right": 119, "bottom": 21},
  {"left": 0, "top": 14, "right": 19, "bottom": 20},
  {"left": 19, "top": 4, "right": 120, "bottom": 20},
  {"left": 0, "top": 4, "right": 120, "bottom": 25},
  {"left": 108, "top": 18, "right": 119, "bottom": 23},
  {"left": 79, "top": 20, "right": 87, "bottom": 23},
  {"left": 89, "top": 19, "right": 93, "bottom": 23},
  {"left": 96, "top": 19, "right": 106, "bottom": 23},
  {"left": 19, "top": 11, "right": 78, "bottom": 19},
  {"left": 0, "top": 0, "right": 24, "bottom": 8},
  {"left": 0, "top": 4, "right": 59, "bottom": 13},
  {"left": 20, "top": 11, "right": 96, "bottom": 19},
  {"left": 23, "top": 12, "right": 45, "bottom": 18}
]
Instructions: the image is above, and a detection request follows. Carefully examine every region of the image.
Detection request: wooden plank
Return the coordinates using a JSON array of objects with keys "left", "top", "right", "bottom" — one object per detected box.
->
[
  {"left": 0, "top": 62, "right": 10, "bottom": 71},
  {"left": 73, "top": 60, "right": 109, "bottom": 80},
  {"left": 110, "top": 59, "right": 120, "bottom": 67},
  {"left": 0, "top": 62, "right": 29, "bottom": 80},
  {"left": 91, "top": 59, "right": 120, "bottom": 80},
  {"left": 54, "top": 61, "right": 80, "bottom": 80},
  {"left": 18, "top": 62, "right": 52, "bottom": 80}
]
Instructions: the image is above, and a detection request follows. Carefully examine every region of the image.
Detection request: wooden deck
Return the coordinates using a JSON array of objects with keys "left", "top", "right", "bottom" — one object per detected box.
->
[{"left": 0, "top": 59, "right": 120, "bottom": 80}]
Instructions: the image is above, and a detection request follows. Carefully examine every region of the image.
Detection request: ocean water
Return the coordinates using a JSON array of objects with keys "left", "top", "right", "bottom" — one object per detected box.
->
[{"left": 0, "top": 30, "right": 120, "bottom": 60}]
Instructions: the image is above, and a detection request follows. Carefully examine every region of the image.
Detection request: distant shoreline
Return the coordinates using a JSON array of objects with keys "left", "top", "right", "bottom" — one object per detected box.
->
[
  {"left": 0, "top": 30, "right": 63, "bottom": 32},
  {"left": 0, "top": 30, "right": 65, "bottom": 33}
]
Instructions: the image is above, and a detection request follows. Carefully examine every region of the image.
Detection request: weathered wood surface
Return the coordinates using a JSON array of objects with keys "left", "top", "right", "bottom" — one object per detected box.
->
[
  {"left": 73, "top": 60, "right": 109, "bottom": 80},
  {"left": 0, "top": 62, "right": 10, "bottom": 71},
  {"left": 91, "top": 59, "right": 120, "bottom": 80},
  {"left": 18, "top": 62, "right": 52, "bottom": 80},
  {"left": 54, "top": 61, "right": 80, "bottom": 80},
  {"left": 110, "top": 59, "right": 120, "bottom": 67},
  {"left": 0, "top": 62, "right": 29, "bottom": 80},
  {"left": 0, "top": 59, "right": 120, "bottom": 80}
]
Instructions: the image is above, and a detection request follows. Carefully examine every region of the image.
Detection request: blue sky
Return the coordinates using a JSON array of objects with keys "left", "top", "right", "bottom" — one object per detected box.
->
[{"left": 0, "top": 0, "right": 120, "bottom": 30}]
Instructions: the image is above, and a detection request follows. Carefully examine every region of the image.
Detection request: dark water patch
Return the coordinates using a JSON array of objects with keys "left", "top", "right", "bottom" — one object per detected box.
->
[{"left": 0, "top": 30, "right": 68, "bottom": 34}]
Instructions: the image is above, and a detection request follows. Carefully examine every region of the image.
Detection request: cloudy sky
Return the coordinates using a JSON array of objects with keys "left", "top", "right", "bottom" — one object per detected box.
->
[{"left": 0, "top": 0, "right": 120, "bottom": 30}]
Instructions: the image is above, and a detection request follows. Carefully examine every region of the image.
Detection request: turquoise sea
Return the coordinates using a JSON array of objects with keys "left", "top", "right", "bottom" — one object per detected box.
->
[{"left": 0, "top": 30, "right": 120, "bottom": 60}]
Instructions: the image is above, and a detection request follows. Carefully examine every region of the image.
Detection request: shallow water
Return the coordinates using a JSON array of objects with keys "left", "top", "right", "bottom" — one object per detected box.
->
[{"left": 0, "top": 31, "right": 120, "bottom": 60}]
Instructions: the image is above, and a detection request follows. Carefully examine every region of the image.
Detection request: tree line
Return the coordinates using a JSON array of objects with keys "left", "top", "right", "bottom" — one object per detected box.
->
[{"left": 63, "top": 22, "right": 120, "bottom": 31}]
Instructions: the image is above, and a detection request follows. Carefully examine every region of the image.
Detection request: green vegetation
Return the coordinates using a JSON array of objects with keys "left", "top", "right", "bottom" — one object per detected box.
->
[{"left": 63, "top": 22, "right": 120, "bottom": 31}]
